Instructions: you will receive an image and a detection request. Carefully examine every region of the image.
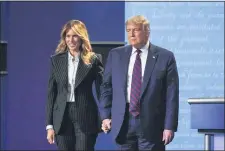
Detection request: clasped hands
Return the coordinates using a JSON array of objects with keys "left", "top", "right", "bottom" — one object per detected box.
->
[
  {"left": 101, "top": 119, "right": 174, "bottom": 145},
  {"left": 101, "top": 119, "right": 111, "bottom": 133}
]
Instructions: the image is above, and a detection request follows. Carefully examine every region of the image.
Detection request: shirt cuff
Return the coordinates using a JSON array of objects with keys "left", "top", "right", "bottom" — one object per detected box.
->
[{"left": 46, "top": 125, "right": 53, "bottom": 130}]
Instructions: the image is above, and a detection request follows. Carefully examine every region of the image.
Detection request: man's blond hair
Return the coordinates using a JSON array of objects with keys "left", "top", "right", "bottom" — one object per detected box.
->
[{"left": 126, "top": 15, "right": 150, "bottom": 31}]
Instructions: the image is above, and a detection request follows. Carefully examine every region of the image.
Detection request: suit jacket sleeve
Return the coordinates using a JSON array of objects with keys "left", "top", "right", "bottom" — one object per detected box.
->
[
  {"left": 94, "top": 54, "right": 104, "bottom": 100},
  {"left": 164, "top": 53, "right": 179, "bottom": 132},
  {"left": 46, "top": 57, "right": 57, "bottom": 126},
  {"left": 99, "top": 51, "right": 113, "bottom": 120}
]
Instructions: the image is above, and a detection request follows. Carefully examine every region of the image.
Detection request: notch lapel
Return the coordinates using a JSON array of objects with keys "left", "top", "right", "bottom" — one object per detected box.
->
[
  {"left": 54, "top": 52, "right": 68, "bottom": 91},
  {"left": 74, "top": 57, "right": 92, "bottom": 89},
  {"left": 121, "top": 46, "right": 132, "bottom": 97},
  {"left": 140, "top": 44, "right": 158, "bottom": 98}
]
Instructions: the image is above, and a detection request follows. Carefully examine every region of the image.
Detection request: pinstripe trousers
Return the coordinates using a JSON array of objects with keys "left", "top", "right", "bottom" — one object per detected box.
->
[{"left": 55, "top": 102, "right": 98, "bottom": 151}]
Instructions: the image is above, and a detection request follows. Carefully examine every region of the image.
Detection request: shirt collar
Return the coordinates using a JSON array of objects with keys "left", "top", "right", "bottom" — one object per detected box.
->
[
  {"left": 68, "top": 51, "right": 80, "bottom": 62},
  {"left": 131, "top": 41, "right": 149, "bottom": 55}
]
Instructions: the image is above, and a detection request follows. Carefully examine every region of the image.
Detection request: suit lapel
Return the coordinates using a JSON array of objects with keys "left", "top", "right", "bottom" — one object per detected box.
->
[
  {"left": 55, "top": 52, "right": 68, "bottom": 91},
  {"left": 140, "top": 43, "right": 158, "bottom": 97},
  {"left": 122, "top": 46, "right": 132, "bottom": 97},
  {"left": 74, "top": 57, "right": 92, "bottom": 89}
]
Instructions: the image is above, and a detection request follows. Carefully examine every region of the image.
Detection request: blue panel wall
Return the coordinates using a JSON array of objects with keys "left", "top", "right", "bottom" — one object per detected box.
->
[{"left": 2, "top": 2, "right": 124, "bottom": 150}]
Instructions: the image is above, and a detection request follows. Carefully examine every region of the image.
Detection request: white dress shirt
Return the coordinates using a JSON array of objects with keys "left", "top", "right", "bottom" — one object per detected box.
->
[
  {"left": 67, "top": 51, "right": 80, "bottom": 102},
  {"left": 127, "top": 41, "right": 149, "bottom": 103},
  {"left": 46, "top": 51, "right": 80, "bottom": 130}
]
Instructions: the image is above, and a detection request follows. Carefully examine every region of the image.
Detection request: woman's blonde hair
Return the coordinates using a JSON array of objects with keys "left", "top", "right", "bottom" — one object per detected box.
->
[{"left": 56, "top": 20, "right": 95, "bottom": 64}]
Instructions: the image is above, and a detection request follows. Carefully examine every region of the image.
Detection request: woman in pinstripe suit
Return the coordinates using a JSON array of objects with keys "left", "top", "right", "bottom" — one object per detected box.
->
[{"left": 46, "top": 20, "right": 103, "bottom": 151}]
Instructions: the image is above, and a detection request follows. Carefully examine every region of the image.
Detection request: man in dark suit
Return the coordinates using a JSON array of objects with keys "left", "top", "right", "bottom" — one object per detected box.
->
[
  {"left": 46, "top": 20, "right": 103, "bottom": 151},
  {"left": 100, "top": 15, "right": 179, "bottom": 150}
]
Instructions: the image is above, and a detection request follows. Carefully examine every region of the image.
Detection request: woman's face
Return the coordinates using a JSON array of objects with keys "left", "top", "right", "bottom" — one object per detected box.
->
[{"left": 65, "top": 29, "right": 82, "bottom": 52}]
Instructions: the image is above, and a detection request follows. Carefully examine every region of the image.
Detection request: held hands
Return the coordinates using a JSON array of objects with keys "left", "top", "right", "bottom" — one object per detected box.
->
[
  {"left": 47, "top": 128, "right": 55, "bottom": 144},
  {"left": 102, "top": 119, "right": 111, "bottom": 133},
  {"left": 162, "top": 129, "right": 174, "bottom": 145},
  {"left": 102, "top": 119, "right": 174, "bottom": 145},
  {"left": 101, "top": 120, "right": 174, "bottom": 145}
]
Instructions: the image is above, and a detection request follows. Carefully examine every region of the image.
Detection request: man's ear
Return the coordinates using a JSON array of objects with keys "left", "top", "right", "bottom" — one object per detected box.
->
[{"left": 146, "top": 31, "right": 150, "bottom": 38}]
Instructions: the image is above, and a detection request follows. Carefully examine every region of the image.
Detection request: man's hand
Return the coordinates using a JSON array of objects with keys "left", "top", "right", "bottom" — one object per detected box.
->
[
  {"left": 47, "top": 128, "right": 55, "bottom": 144},
  {"left": 162, "top": 129, "right": 174, "bottom": 145},
  {"left": 102, "top": 119, "right": 111, "bottom": 133}
]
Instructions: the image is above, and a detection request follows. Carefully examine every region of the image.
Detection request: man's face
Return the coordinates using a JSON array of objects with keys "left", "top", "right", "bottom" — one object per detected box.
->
[{"left": 126, "top": 23, "right": 149, "bottom": 49}]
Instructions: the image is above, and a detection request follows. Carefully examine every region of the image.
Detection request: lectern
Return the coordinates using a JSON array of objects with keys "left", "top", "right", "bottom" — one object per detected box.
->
[{"left": 188, "top": 98, "right": 224, "bottom": 151}]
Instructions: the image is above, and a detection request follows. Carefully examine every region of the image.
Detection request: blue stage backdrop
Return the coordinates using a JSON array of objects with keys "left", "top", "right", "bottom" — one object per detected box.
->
[
  {"left": 125, "top": 2, "right": 224, "bottom": 150},
  {"left": 3, "top": 2, "right": 124, "bottom": 150}
]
